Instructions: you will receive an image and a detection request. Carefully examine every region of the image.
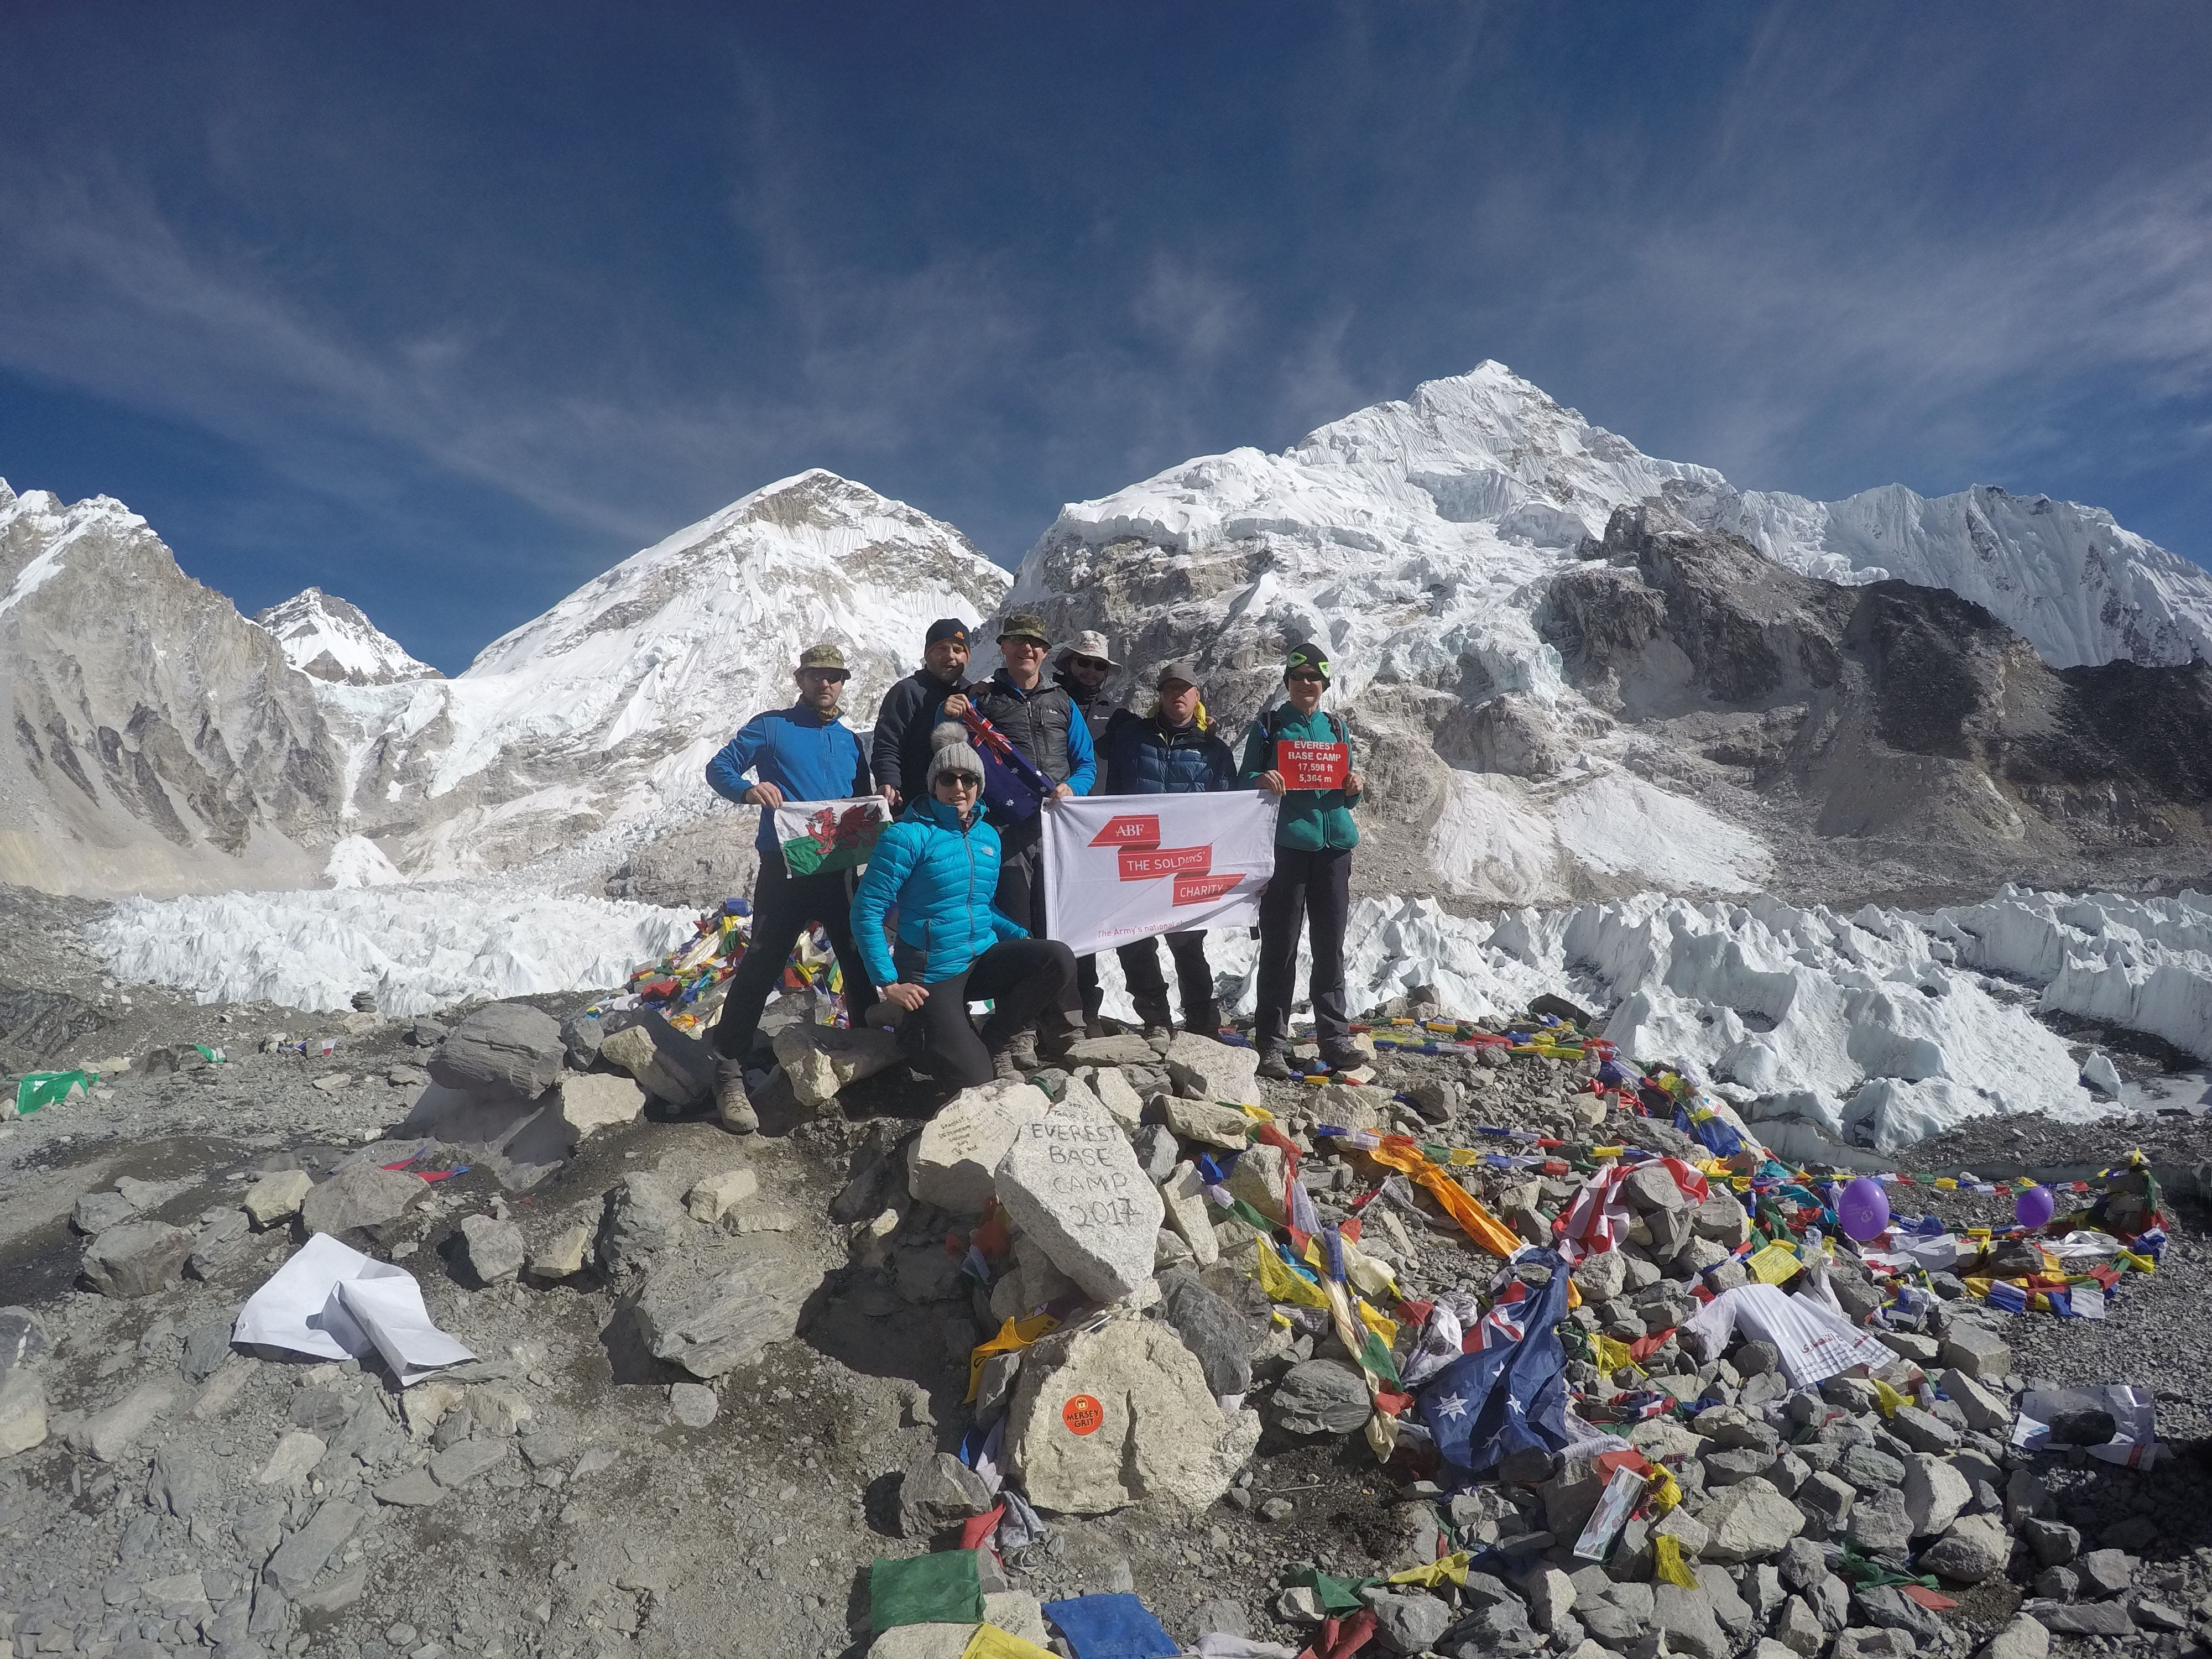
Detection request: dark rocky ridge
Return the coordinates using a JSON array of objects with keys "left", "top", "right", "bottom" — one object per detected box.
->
[{"left": 1538, "top": 503, "right": 2212, "bottom": 893}]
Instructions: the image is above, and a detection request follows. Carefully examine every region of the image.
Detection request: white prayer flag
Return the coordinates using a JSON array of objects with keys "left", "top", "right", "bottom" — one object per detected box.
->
[{"left": 1041, "top": 791, "right": 1279, "bottom": 957}]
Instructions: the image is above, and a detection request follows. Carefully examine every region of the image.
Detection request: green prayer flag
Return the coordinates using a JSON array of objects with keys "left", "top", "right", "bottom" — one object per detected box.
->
[{"left": 870, "top": 1551, "right": 984, "bottom": 1633}]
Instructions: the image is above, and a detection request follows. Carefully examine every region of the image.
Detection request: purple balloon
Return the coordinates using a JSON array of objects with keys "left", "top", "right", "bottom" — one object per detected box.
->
[
  {"left": 1838, "top": 1177, "right": 1891, "bottom": 1241},
  {"left": 2015, "top": 1185, "right": 2056, "bottom": 1229}
]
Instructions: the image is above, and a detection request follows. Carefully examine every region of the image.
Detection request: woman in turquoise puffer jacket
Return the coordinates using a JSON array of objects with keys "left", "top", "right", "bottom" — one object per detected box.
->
[{"left": 851, "top": 724, "right": 1076, "bottom": 1088}]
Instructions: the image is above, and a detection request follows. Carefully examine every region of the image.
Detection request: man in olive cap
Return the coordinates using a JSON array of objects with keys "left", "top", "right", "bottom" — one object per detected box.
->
[
  {"left": 943, "top": 609, "right": 1096, "bottom": 1062},
  {"left": 703, "top": 643, "right": 878, "bottom": 1132}
]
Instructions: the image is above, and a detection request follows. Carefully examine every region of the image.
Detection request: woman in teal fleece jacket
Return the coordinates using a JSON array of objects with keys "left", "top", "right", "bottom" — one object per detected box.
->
[
  {"left": 851, "top": 723, "right": 1076, "bottom": 1088},
  {"left": 1239, "top": 641, "right": 1365, "bottom": 1078}
]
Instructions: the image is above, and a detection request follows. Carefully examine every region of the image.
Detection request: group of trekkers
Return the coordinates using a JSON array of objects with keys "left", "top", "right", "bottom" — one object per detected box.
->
[{"left": 701, "top": 612, "right": 1365, "bottom": 1133}]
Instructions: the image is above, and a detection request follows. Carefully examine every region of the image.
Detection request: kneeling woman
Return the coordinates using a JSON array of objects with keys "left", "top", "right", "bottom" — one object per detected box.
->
[{"left": 851, "top": 723, "right": 1076, "bottom": 1087}]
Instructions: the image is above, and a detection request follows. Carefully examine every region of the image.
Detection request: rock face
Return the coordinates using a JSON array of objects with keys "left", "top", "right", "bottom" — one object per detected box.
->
[
  {"left": 631, "top": 1245, "right": 805, "bottom": 1378},
  {"left": 773, "top": 1022, "right": 903, "bottom": 1111},
  {"left": 80, "top": 1220, "right": 195, "bottom": 1298},
  {"left": 1004, "top": 1318, "right": 1260, "bottom": 1514},
  {"left": 1542, "top": 504, "right": 2212, "bottom": 881},
  {"left": 598, "top": 1024, "right": 712, "bottom": 1109},
  {"left": 431, "top": 1003, "right": 566, "bottom": 1099},
  {"left": 241, "top": 1168, "right": 312, "bottom": 1227},
  {"left": 557, "top": 1071, "right": 647, "bottom": 1145},
  {"left": 993, "top": 1094, "right": 1165, "bottom": 1302},
  {"left": 906, "top": 1084, "right": 1049, "bottom": 1215},
  {"left": 300, "top": 1163, "right": 429, "bottom": 1237},
  {"left": 1163, "top": 1032, "right": 1261, "bottom": 1107},
  {"left": 0, "top": 481, "right": 343, "bottom": 896}
]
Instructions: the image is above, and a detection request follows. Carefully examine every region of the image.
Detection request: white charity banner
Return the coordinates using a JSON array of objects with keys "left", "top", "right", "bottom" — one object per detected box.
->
[{"left": 1041, "top": 791, "right": 1280, "bottom": 957}]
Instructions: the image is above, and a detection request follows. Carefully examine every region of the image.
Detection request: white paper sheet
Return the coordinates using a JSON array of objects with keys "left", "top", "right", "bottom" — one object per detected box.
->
[{"left": 232, "top": 1232, "right": 474, "bottom": 1386}]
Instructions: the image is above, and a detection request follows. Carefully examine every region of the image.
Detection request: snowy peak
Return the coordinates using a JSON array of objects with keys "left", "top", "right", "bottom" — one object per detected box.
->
[
  {"left": 1036, "top": 361, "right": 2211, "bottom": 672},
  {"left": 1048, "top": 363, "right": 1724, "bottom": 559},
  {"left": 254, "top": 587, "right": 442, "bottom": 685},
  {"left": 333, "top": 466, "right": 1011, "bottom": 877},
  {"left": 1665, "top": 476, "right": 2212, "bottom": 670}
]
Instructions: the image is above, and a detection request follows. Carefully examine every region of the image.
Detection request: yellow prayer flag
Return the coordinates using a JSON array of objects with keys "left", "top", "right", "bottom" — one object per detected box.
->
[
  {"left": 1747, "top": 1242, "right": 1801, "bottom": 1285},
  {"left": 1653, "top": 1536, "right": 1699, "bottom": 1588},
  {"left": 1357, "top": 1299, "right": 1399, "bottom": 1349},
  {"left": 1254, "top": 1238, "right": 1332, "bottom": 1309},
  {"left": 962, "top": 1626, "right": 1056, "bottom": 1659},
  {"left": 967, "top": 1313, "right": 1059, "bottom": 1402},
  {"left": 1386, "top": 1552, "right": 1470, "bottom": 1589}
]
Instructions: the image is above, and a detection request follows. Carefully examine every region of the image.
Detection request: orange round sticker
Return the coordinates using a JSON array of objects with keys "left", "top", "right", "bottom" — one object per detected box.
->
[{"left": 1061, "top": 1394, "right": 1104, "bottom": 1436}]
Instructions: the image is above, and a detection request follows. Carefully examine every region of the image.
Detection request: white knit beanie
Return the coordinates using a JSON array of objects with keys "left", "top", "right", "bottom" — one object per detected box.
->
[{"left": 926, "top": 721, "right": 985, "bottom": 786}]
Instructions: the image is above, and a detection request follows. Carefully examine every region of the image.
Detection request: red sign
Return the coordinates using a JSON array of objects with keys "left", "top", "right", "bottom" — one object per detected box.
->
[
  {"left": 1275, "top": 740, "right": 1349, "bottom": 790},
  {"left": 1061, "top": 1394, "right": 1104, "bottom": 1435},
  {"left": 1172, "top": 871, "right": 1244, "bottom": 906},
  {"left": 1088, "top": 815, "right": 1161, "bottom": 849},
  {"left": 1118, "top": 845, "right": 1211, "bottom": 881}
]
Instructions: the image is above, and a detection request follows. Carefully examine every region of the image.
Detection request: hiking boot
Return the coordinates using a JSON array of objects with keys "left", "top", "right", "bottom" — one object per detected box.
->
[
  {"left": 991, "top": 1047, "right": 1022, "bottom": 1084},
  {"left": 1006, "top": 1034, "right": 1042, "bottom": 1075},
  {"left": 1185, "top": 1004, "right": 1224, "bottom": 1039},
  {"left": 1255, "top": 1047, "right": 1293, "bottom": 1082},
  {"left": 1138, "top": 1022, "right": 1173, "bottom": 1044},
  {"left": 714, "top": 1059, "right": 758, "bottom": 1135},
  {"left": 1318, "top": 1042, "right": 1365, "bottom": 1074}
]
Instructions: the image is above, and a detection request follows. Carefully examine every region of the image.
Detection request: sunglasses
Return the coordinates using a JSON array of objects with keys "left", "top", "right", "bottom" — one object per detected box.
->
[
  {"left": 799, "top": 669, "right": 850, "bottom": 683},
  {"left": 1067, "top": 656, "right": 1110, "bottom": 672},
  {"left": 936, "top": 774, "right": 980, "bottom": 790}
]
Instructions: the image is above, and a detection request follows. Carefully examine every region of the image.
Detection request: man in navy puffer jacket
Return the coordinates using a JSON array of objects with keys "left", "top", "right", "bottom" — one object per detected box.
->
[
  {"left": 851, "top": 723, "right": 1076, "bottom": 1088},
  {"left": 1100, "top": 659, "right": 1238, "bottom": 1035},
  {"left": 703, "top": 643, "right": 877, "bottom": 1132}
]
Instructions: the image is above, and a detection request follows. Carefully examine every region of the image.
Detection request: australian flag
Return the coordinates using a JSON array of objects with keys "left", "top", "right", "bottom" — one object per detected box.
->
[
  {"left": 959, "top": 706, "right": 1055, "bottom": 825},
  {"left": 1415, "top": 1250, "right": 1574, "bottom": 1478}
]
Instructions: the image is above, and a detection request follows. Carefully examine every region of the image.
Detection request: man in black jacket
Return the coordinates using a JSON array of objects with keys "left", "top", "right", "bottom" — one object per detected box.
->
[
  {"left": 944, "top": 611, "right": 1097, "bottom": 1063},
  {"left": 870, "top": 618, "right": 972, "bottom": 812},
  {"left": 1054, "top": 628, "right": 1125, "bottom": 1033}
]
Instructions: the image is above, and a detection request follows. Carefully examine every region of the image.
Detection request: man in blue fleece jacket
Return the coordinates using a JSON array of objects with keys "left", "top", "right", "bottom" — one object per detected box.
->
[{"left": 702, "top": 643, "right": 877, "bottom": 1132}]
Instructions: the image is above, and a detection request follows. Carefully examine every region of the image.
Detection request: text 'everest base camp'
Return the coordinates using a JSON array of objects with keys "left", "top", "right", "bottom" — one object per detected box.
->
[{"left": 4, "top": 363, "right": 2212, "bottom": 1659}]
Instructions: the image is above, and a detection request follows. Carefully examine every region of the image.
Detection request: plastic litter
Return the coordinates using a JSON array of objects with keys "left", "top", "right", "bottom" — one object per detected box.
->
[{"left": 12, "top": 1070, "right": 95, "bottom": 1115}]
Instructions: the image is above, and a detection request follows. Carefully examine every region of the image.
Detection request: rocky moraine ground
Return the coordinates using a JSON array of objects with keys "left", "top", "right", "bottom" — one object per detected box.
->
[{"left": 3, "top": 879, "right": 2211, "bottom": 1659}]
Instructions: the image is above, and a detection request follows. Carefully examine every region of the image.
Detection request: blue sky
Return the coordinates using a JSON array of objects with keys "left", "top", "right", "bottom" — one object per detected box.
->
[{"left": 3, "top": 3, "right": 2208, "bottom": 672}]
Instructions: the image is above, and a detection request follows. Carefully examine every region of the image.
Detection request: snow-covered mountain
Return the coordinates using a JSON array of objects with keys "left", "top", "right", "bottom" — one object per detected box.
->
[
  {"left": 0, "top": 478, "right": 341, "bottom": 895},
  {"left": 1665, "top": 476, "right": 2212, "bottom": 670},
  {"left": 1, "top": 469, "right": 1006, "bottom": 896},
  {"left": 253, "top": 587, "right": 441, "bottom": 685},
  {"left": 329, "top": 469, "right": 1010, "bottom": 877},
  {"left": 1011, "top": 365, "right": 2212, "bottom": 906}
]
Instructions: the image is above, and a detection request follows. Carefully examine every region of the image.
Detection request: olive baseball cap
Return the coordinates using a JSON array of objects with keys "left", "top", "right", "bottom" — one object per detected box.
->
[
  {"left": 998, "top": 611, "right": 1051, "bottom": 646},
  {"left": 797, "top": 644, "right": 849, "bottom": 674}
]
